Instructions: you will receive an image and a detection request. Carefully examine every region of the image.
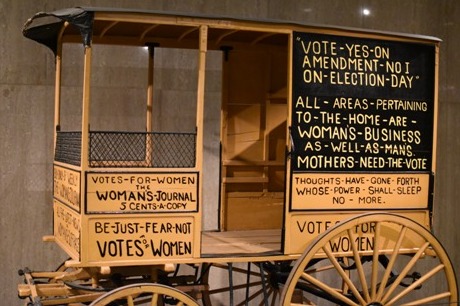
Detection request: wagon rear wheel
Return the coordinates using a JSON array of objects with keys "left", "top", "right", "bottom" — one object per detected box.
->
[
  {"left": 280, "top": 213, "right": 458, "bottom": 305},
  {"left": 207, "top": 261, "right": 292, "bottom": 306},
  {"left": 89, "top": 283, "right": 199, "bottom": 306}
]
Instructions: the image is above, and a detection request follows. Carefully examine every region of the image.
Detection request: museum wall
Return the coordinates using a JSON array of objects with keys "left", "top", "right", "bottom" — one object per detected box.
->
[{"left": 1, "top": 0, "right": 459, "bottom": 304}]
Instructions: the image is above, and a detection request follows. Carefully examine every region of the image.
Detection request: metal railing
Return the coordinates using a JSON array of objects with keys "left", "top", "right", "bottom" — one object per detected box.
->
[
  {"left": 55, "top": 132, "right": 81, "bottom": 166},
  {"left": 55, "top": 131, "right": 196, "bottom": 168}
]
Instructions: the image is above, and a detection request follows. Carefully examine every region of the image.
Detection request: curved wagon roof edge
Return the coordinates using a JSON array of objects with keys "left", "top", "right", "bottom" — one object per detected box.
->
[{"left": 23, "top": 6, "right": 441, "bottom": 54}]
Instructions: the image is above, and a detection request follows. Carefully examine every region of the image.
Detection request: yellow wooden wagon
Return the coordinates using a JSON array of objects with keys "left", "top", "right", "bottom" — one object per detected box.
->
[{"left": 18, "top": 7, "right": 457, "bottom": 305}]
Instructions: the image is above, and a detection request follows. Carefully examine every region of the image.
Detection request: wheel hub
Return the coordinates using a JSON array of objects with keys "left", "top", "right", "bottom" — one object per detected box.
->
[{"left": 367, "top": 303, "right": 383, "bottom": 306}]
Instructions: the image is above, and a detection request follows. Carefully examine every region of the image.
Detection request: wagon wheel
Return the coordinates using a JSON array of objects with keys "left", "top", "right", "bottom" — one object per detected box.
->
[
  {"left": 89, "top": 283, "right": 199, "bottom": 306},
  {"left": 206, "top": 261, "right": 293, "bottom": 306},
  {"left": 280, "top": 212, "right": 458, "bottom": 305}
]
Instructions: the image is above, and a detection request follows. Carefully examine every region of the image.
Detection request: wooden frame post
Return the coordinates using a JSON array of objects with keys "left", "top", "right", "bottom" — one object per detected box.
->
[
  {"left": 195, "top": 26, "right": 207, "bottom": 170},
  {"left": 145, "top": 44, "right": 156, "bottom": 166},
  {"left": 195, "top": 25, "right": 208, "bottom": 257},
  {"left": 53, "top": 22, "right": 69, "bottom": 149},
  {"left": 146, "top": 45, "right": 155, "bottom": 132},
  {"left": 54, "top": 43, "right": 62, "bottom": 144},
  {"left": 81, "top": 45, "right": 92, "bottom": 169}
]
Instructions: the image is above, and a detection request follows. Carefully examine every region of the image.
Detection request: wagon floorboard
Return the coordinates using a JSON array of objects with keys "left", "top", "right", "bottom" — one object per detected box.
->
[{"left": 201, "top": 229, "right": 282, "bottom": 257}]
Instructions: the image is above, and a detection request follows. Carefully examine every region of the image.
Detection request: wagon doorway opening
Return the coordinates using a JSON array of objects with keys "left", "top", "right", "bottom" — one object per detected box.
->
[
  {"left": 149, "top": 46, "right": 222, "bottom": 232},
  {"left": 218, "top": 43, "right": 288, "bottom": 237}
]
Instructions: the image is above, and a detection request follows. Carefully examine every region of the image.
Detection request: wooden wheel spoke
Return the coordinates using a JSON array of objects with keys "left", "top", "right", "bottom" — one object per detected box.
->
[
  {"left": 381, "top": 241, "right": 430, "bottom": 303},
  {"left": 257, "top": 287, "right": 275, "bottom": 306},
  {"left": 385, "top": 264, "right": 445, "bottom": 305},
  {"left": 240, "top": 287, "right": 265, "bottom": 305},
  {"left": 305, "top": 264, "right": 335, "bottom": 274},
  {"left": 270, "top": 288, "right": 278, "bottom": 306},
  {"left": 347, "top": 228, "right": 370, "bottom": 302},
  {"left": 213, "top": 263, "right": 261, "bottom": 278},
  {"left": 258, "top": 287, "right": 273, "bottom": 306},
  {"left": 322, "top": 245, "right": 366, "bottom": 305},
  {"left": 399, "top": 291, "right": 451, "bottom": 305},
  {"left": 208, "top": 280, "right": 263, "bottom": 295},
  {"left": 127, "top": 295, "right": 134, "bottom": 306},
  {"left": 261, "top": 287, "right": 278, "bottom": 306},
  {"left": 376, "top": 225, "right": 408, "bottom": 300},
  {"left": 151, "top": 293, "right": 159, "bottom": 305},
  {"left": 371, "top": 221, "right": 381, "bottom": 300},
  {"left": 300, "top": 271, "right": 359, "bottom": 306}
]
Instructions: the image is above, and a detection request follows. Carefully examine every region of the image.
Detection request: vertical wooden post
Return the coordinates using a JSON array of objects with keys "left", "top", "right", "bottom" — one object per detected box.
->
[
  {"left": 146, "top": 45, "right": 155, "bottom": 133},
  {"left": 54, "top": 46, "right": 62, "bottom": 146},
  {"left": 78, "top": 45, "right": 92, "bottom": 263},
  {"left": 146, "top": 45, "right": 156, "bottom": 166},
  {"left": 283, "top": 32, "right": 294, "bottom": 254},
  {"left": 219, "top": 48, "right": 230, "bottom": 231},
  {"left": 195, "top": 26, "right": 207, "bottom": 170},
  {"left": 53, "top": 22, "right": 68, "bottom": 150},
  {"left": 431, "top": 43, "right": 440, "bottom": 174},
  {"left": 195, "top": 25, "right": 207, "bottom": 257},
  {"left": 81, "top": 46, "right": 92, "bottom": 169},
  {"left": 430, "top": 42, "right": 440, "bottom": 226}
]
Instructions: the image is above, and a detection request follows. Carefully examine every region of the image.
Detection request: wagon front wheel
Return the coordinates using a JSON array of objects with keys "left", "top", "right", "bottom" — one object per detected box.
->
[
  {"left": 89, "top": 283, "right": 199, "bottom": 306},
  {"left": 280, "top": 213, "right": 458, "bottom": 305}
]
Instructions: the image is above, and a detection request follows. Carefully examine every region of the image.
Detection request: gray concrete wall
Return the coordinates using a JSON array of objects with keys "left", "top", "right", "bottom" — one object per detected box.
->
[{"left": 1, "top": 0, "right": 459, "bottom": 304}]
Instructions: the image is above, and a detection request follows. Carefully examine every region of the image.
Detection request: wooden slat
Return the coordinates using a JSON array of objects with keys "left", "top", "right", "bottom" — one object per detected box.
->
[
  {"left": 201, "top": 229, "right": 281, "bottom": 256},
  {"left": 222, "top": 177, "right": 269, "bottom": 183},
  {"left": 222, "top": 160, "right": 284, "bottom": 166}
]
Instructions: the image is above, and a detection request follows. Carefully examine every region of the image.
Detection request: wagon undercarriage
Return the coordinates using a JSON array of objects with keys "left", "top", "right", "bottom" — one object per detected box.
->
[{"left": 19, "top": 213, "right": 457, "bottom": 305}]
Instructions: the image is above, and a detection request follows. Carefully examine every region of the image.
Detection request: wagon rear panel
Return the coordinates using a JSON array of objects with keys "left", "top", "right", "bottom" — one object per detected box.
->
[{"left": 284, "top": 30, "right": 439, "bottom": 255}]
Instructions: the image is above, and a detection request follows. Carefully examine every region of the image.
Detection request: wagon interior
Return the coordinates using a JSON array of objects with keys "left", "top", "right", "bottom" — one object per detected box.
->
[{"left": 35, "top": 9, "right": 291, "bottom": 260}]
